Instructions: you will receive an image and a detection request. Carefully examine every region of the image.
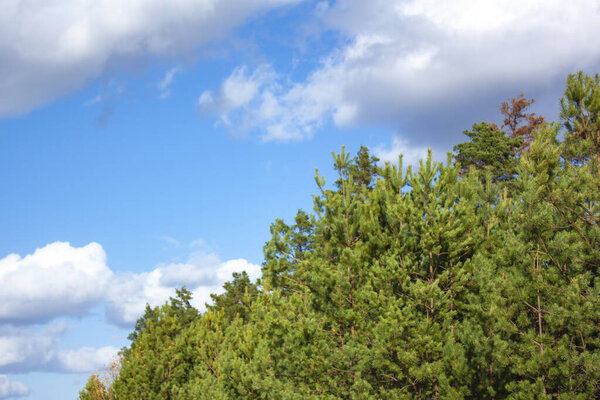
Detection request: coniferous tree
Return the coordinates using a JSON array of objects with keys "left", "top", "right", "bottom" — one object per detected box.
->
[
  {"left": 560, "top": 71, "right": 600, "bottom": 164},
  {"left": 80, "top": 72, "right": 600, "bottom": 399},
  {"left": 454, "top": 122, "right": 522, "bottom": 182},
  {"left": 208, "top": 271, "right": 260, "bottom": 323},
  {"left": 348, "top": 145, "right": 381, "bottom": 188},
  {"left": 111, "top": 289, "right": 198, "bottom": 399}
]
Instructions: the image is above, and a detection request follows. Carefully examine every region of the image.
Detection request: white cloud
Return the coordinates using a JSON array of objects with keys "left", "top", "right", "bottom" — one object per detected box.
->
[
  {"left": 0, "top": 329, "right": 54, "bottom": 373},
  {"left": 56, "top": 346, "right": 120, "bottom": 373},
  {"left": 374, "top": 136, "right": 430, "bottom": 167},
  {"left": 220, "top": 66, "right": 270, "bottom": 109},
  {"left": 0, "top": 375, "right": 29, "bottom": 399},
  {"left": 0, "top": 325, "right": 118, "bottom": 374},
  {"left": 198, "top": 65, "right": 280, "bottom": 136},
  {"left": 0, "top": 241, "right": 261, "bottom": 327},
  {"left": 198, "top": 62, "right": 346, "bottom": 141},
  {"left": 0, "top": 240, "right": 261, "bottom": 374},
  {"left": 0, "top": 0, "right": 302, "bottom": 118},
  {"left": 200, "top": 0, "right": 600, "bottom": 142},
  {"left": 106, "top": 251, "right": 261, "bottom": 326},
  {"left": 0, "top": 242, "right": 113, "bottom": 324}
]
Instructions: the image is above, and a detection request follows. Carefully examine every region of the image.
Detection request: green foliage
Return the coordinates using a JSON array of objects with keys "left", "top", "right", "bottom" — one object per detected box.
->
[
  {"left": 208, "top": 271, "right": 260, "bottom": 323},
  {"left": 454, "top": 122, "right": 522, "bottom": 182},
  {"left": 79, "top": 374, "right": 110, "bottom": 400},
  {"left": 111, "top": 288, "right": 198, "bottom": 399},
  {"left": 560, "top": 71, "right": 600, "bottom": 163},
  {"left": 347, "top": 145, "right": 382, "bottom": 187},
  {"left": 82, "top": 73, "right": 600, "bottom": 399},
  {"left": 78, "top": 358, "right": 120, "bottom": 400}
]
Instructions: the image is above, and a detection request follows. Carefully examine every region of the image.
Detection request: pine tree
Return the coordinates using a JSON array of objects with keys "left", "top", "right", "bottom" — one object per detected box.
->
[
  {"left": 208, "top": 271, "right": 260, "bottom": 323},
  {"left": 560, "top": 71, "right": 600, "bottom": 164},
  {"left": 80, "top": 72, "right": 600, "bottom": 399},
  {"left": 111, "top": 289, "right": 198, "bottom": 399},
  {"left": 454, "top": 122, "right": 522, "bottom": 182}
]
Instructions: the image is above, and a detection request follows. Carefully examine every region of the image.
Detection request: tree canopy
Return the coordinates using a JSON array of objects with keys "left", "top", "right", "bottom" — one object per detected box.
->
[{"left": 81, "top": 71, "right": 600, "bottom": 399}]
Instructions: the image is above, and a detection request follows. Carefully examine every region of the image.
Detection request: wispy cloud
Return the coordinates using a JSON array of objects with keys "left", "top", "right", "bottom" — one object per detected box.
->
[
  {"left": 199, "top": 0, "right": 600, "bottom": 144},
  {"left": 188, "top": 238, "right": 207, "bottom": 249},
  {"left": 84, "top": 95, "right": 103, "bottom": 106},
  {"left": 157, "top": 235, "right": 181, "bottom": 248},
  {"left": 157, "top": 67, "right": 182, "bottom": 99},
  {"left": 198, "top": 64, "right": 339, "bottom": 142}
]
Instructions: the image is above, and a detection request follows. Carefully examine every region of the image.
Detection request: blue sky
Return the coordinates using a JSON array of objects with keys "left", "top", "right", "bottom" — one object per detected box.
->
[{"left": 1, "top": 1, "right": 600, "bottom": 398}]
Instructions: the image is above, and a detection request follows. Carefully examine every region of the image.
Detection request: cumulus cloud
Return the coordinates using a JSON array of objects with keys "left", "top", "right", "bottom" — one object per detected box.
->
[
  {"left": 0, "top": 328, "right": 54, "bottom": 373},
  {"left": 0, "top": 240, "right": 261, "bottom": 374},
  {"left": 0, "top": 325, "right": 118, "bottom": 374},
  {"left": 0, "top": 0, "right": 301, "bottom": 118},
  {"left": 0, "top": 241, "right": 260, "bottom": 327},
  {"left": 374, "top": 136, "right": 430, "bottom": 168},
  {"left": 56, "top": 346, "right": 120, "bottom": 373},
  {"left": 200, "top": 0, "right": 600, "bottom": 143},
  {"left": 0, "top": 242, "right": 113, "bottom": 324},
  {"left": 0, "top": 375, "right": 29, "bottom": 399},
  {"left": 106, "top": 251, "right": 261, "bottom": 327}
]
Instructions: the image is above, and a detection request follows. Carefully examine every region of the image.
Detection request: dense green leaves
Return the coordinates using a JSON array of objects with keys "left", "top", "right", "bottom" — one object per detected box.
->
[{"left": 80, "top": 71, "right": 600, "bottom": 399}]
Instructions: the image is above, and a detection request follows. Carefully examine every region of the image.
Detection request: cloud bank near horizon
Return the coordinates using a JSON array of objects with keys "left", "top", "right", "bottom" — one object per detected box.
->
[
  {"left": 0, "top": 323, "right": 119, "bottom": 374},
  {"left": 0, "top": 241, "right": 261, "bottom": 375}
]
